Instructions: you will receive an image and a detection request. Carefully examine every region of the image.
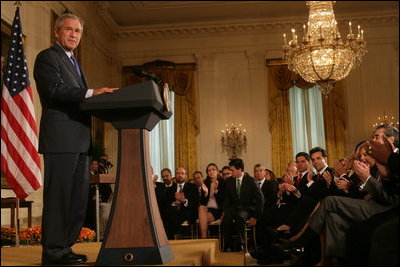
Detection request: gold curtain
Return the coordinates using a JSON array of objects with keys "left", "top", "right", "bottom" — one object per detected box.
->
[
  {"left": 322, "top": 81, "right": 347, "bottom": 165},
  {"left": 123, "top": 62, "right": 199, "bottom": 176},
  {"left": 267, "top": 64, "right": 295, "bottom": 177},
  {"left": 267, "top": 60, "right": 347, "bottom": 173}
]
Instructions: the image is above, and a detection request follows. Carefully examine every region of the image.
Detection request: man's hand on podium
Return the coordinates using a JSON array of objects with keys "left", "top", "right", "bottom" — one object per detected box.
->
[{"left": 93, "top": 87, "right": 119, "bottom": 95}]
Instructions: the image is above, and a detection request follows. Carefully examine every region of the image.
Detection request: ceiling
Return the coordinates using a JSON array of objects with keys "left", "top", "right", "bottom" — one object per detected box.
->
[{"left": 102, "top": 1, "right": 399, "bottom": 27}]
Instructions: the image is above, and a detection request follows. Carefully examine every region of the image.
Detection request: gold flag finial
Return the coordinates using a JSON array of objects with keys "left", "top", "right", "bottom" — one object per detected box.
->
[{"left": 14, "top": 1, "right": 22, "bottom": 7}]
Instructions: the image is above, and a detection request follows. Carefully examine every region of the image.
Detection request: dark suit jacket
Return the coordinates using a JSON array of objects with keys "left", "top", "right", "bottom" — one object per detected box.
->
[
  {"left": 260, "top": 179, "right": 279, "bottom": 209},
  {"left": 294, "top": 171, "right": 310, "bottom": 195},
  {"left": 166, "top": 182, "right": 199, "bottom": 222},
  {"left": 34, "top": 44, "right": 90, "bottom": 153},
  {"left": 223, "top": 174, "right": 264, "bottom": 220},
  {"left": 302, "top": 167, "right": 338, "bottom": 201}
]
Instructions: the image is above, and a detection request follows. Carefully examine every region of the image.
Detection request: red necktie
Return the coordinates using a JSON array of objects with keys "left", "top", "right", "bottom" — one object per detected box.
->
[{"left": 295, "top": 174, "right": 302, "bottom": 185}]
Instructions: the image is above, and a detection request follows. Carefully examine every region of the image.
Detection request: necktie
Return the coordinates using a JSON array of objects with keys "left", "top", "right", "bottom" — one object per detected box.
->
[
  {"left": 70, "top": 55, "right": 82, "bottom": 77},
  {"left": 258, "top": 182, "right": 262, "bottom": 189},
  {"left": 178, "top": 184, "right": 183, "bottom": 193},
  {"left": 295, "top": 174, "right": 302, "bottom": 185},
  {"left": 236, "top": 179, "right": 241, "bottom": 197}
]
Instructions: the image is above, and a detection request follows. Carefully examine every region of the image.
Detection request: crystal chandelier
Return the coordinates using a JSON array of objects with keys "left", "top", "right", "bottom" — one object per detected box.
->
[
  {"left": 282, "top": 1, "right": 367, "bottom": 95},
  {"left": 372, "top": 114, "right": 399, "bottom": 128},
  {"left": 220, "top": 123, "right": 247, "bottom": 159}
]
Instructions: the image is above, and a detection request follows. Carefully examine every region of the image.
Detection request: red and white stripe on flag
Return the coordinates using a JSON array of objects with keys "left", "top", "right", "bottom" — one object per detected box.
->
[{"left": 1, "top": 6, "right": 42, "bottom": 200}]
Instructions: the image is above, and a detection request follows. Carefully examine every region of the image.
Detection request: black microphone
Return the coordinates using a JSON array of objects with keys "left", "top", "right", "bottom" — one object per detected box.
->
[{"left": 132, "top": 68, "right": 161, "bottom": 84}]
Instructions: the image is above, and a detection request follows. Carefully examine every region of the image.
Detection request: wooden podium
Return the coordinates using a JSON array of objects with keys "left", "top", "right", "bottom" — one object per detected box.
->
[{"left": 81, "top": 81, "right": 173, "bottom": 265}]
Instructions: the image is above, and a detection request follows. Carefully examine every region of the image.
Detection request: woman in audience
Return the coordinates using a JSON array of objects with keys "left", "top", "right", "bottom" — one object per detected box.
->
[
  {"left": 265, "top": 168, "right": 277, "bottom": 182},
  {"left": 198, "top": 163, "right": 226, "bottom": 238}
]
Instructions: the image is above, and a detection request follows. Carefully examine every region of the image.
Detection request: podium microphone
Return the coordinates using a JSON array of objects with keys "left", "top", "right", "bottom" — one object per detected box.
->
[{"left": 132, "top": 68, "right": 161, "bottom": 84}]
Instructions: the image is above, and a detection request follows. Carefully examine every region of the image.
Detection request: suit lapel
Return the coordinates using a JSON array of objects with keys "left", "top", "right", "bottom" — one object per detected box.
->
[{"left": 53, "top": 45, "right": 85, "bottom": 88}]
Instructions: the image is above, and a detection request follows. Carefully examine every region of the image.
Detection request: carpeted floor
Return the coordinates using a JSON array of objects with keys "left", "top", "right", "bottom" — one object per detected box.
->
[{"left": 1, "top": 239, "right": 245, "bottom": 266}]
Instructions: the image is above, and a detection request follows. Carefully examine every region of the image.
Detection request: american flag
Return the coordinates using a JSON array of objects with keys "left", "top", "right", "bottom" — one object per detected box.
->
[{"left": 1, "top": 6, "right": 42, "bottom": 200}]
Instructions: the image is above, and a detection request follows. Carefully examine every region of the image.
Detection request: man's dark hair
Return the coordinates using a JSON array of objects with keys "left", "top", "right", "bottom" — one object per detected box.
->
[
  {"left": 309, "top": 147, "right": 328, "bottom": 158},
  {"left": 161, "top": 168, "right": 172, "bottom": 175},
  {"left": 222, "top": 165, "right": 230, "bottom": 171},
  {"left": 229, "top": 158, "right": 244, "bottom": 171},
  {"left": 296, "top": 152, "right": 311, "bottom": 161},
  {"left": 193, "top": 170, "right": 203, "bottom": 177},
  {"left": 375, "top": 124, "right": 399, "bottom": 148}
]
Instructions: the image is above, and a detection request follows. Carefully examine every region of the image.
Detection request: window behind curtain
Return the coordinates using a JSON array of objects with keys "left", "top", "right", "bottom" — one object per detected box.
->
[
  {"left": 150, "top": 91, "right": 175, "bottom": 180},
  {"left": 289, "top": 85, "right": 325, "bottom": 158}
]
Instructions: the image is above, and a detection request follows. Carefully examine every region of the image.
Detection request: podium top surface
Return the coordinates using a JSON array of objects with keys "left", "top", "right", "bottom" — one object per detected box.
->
[
  {"left": 81, "top": 81, "right": 163, "bottom": 111},
  {"left": 80, "top": 81, "right": 172, "bottom": 130}
]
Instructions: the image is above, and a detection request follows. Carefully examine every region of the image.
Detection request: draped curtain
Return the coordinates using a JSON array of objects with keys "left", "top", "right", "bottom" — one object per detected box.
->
[
  {"left": 322, "top": 81, "right": 347, "bottom": 165},
  {"left": 123, "top": 61, "right": 199, "bottom": 176},
  {"left": 267, "top": 61, "right": 346, "bottom": 174}
]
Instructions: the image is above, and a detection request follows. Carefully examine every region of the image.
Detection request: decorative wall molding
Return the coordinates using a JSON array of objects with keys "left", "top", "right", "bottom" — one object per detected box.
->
[
  {"left": 112, "top": 13, "right": 398, "bottom": 40},
  {"left": 90, "top": 1, "right": 118, "bottom": 39}
]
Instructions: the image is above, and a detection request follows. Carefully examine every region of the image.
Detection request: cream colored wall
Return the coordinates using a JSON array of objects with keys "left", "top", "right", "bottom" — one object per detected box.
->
[
  {"left": 343, "top": 21, "right": 399, "bottom": 153},
  {"left": 1, "top": 1, "right": 120, "bottom": 228},
  {"left": 115, "top": 16, "right": 398, "bottom": 175}
]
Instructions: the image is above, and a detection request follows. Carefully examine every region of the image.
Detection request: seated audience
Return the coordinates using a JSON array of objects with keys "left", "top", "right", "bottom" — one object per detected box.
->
[
  {"left": 345, "top": 124, "right": 399, "bottom": 266},
  {"left": 304, "top": 127, "right": 399, "bottom": 265}
]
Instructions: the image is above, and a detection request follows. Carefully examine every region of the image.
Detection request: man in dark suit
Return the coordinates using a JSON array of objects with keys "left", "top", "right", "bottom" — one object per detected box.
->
[
  {"left": 34, "top": 13, "right": 117, "bottom": 265},
  {"left": 165, "top": 167, "right": 199, "bottom": 239},
  {"left": 293, "top": 152, "right": 312, "bottom": 194},
  {"left": 253, "top": 164, "right": 278, "bottom": 249},
  {"left": 155, "top": 168, "right": 174, "bottom": 234},
  {"left": 222, "top": 158, "right": 264, "bottom": 252}
]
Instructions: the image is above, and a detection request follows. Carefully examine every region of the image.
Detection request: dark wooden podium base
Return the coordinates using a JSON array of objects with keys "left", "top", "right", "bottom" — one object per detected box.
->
[{"left": 95, "top": 129, "right": 173, "bottom": 265}]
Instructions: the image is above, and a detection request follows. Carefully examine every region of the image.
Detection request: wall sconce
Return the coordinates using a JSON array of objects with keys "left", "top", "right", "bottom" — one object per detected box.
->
[{"left": 220, "top": 123, "right": 247, "bottom": 159}]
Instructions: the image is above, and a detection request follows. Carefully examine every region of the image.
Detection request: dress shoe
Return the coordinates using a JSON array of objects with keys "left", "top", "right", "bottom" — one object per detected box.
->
[
  {"left": 70, "top": 251, "right": 88, "bottom": 262},
  {"left": 42, "top": 252, "right": 85, "bottom": 265}
]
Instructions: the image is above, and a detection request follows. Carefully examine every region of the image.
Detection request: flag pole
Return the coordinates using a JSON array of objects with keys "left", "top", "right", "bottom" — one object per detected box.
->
[
  {"left": 15, "top": 197, "right": 20, "bottom": 247},
  {"left": 13, "top": 0, "right": 22, "bottom": 247}
]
